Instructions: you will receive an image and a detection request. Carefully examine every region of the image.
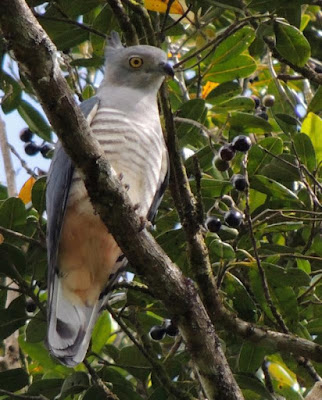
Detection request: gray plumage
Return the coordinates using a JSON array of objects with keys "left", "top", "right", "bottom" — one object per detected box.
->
[{"left": 46, "top": 32, "right": 172, "bottom": 367}]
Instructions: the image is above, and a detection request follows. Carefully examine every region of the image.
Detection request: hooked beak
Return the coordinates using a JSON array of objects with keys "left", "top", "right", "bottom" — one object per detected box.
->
[{"left": 160, "top": 62, "right": 175, "bottom": 78}]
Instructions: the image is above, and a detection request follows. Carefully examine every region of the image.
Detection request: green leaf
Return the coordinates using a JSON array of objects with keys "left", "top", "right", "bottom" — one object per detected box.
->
[
  {"left": 17, "top": 100, "right": 52, "bottom": 141},
  {"left": 25, "top": 311, "right": 47, "bottom": 343},
  {"left": 247, "top": 137, "right": 283, "bottom": 176},
  {"left": 0, "top": 296, "right": 26, "bottom": 341},
  {"left": 200, "top": 178, "right": 232, "bottom": 198},
  {"left": 0, "top": 72, "right": 22, "bottom": 114},
  {"left": 250, "top": 175, "right": 300, "bottom": 202},
  {"left": 264, "top": 222, "right": 303, "bottom": 233},
  {"left": 32, "top": 176, "right": 47, "bottom": 216},
  {"left": 91, "top": 310, "right": 111, "bottom": 353},
  {"left": 214, "top": 96, "right": 255, "bottom": 112},
  {"left": 90, "top": 5, "right": 113, "bottom": 56},
  {"left": 212, "top": 26, "right": 255, "bottom": 65},
  {"left": 293, "top": 132, "right": 316, "bottom": 172},
  {"left": 223, "top": 273, "right": 257, "bottom": 321},
  {"left": 83, "top": 385, "right": 110, "bottom": 400},
  {"left": 207, "top": 81, "right": 242, "bottom": 104},
  {"left": 118, "top": 345, "right": 151, "bottom": 381},
  {"left": 308, "top": 85, "right": 322, "bottom": 113},
  {"left": 274, "top": 287, "right": 298, "bottom": 328},
  {"left": 209, "top": 239, "right": 235, "bottom": 260},
  {"left": 175, "top": 99, "right": 207, "bottom": 148},
  {"left": 228, "top": 112, "right": 272, "bottom": 133},
  {"left": 238, "top": 342, "right": 267, "bottom": 373},
  {"left": 296, "top": 258, "right": 310, "bottom": 274},
  {"left": 206, "top": 55, "right": 257, "bottom": 83},
  {"left": 57, "top": 0, "right": 101, "bottom": 17},
  {"left": 0, "top": 368, "right": 29, "bottom": 392},
  {"left": 274, "top": 21, "right": 311, "bottom": 67},
  {"left": 301, "top": 112, "right": 322, "bottom": 164},
  {"left": 0, "top": 243, "right": 26, "bottom": 278},
  {"left": 260, "top": 154, "right": 300, "bottom": 182},
  {"left": 307, "top": 318, "right": 322, "bottom": 334},
  {"left": 0, "top": 197, "right": 27, "bottom": 229},
  {"left": 99, "top": 367, "right": 144, "bottom": 400},
  {"left": 82, "top": 84, "right": 96, "bottom": 100},
  {"left": 59, "top": 372, "right": 90, "bottom": 399},
  {"left": 263, "top": 263, "right": 311, "bottom": 288},
  {"left": 28, "top": 379, "right": 64, "bottom": 399},
  {"left": 235, "top": 374, "right": 275, "bottom": 400},
  {"left": 18, "top": 336, "right": 69, "bottom": 373}
]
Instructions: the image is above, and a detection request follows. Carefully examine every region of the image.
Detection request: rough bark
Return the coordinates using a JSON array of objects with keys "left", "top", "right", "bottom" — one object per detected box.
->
[{"left": 0, "top": 1, "right": 244, "bottom": 398}]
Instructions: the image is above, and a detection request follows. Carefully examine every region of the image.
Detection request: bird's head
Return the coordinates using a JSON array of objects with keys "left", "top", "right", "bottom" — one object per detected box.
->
[{"left": 103, "top": 31, "right": 174, "bottom": 92}]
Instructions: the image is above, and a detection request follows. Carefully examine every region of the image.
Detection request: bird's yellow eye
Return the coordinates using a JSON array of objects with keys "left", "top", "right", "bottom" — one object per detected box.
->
[{"left": 129, "top": 56, "right": 143, "bottom": 68}]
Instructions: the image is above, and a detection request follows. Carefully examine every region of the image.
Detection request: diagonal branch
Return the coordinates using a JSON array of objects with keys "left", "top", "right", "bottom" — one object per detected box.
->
[{"left": 0, "top": 1, "right": 243, "bottom": 399}]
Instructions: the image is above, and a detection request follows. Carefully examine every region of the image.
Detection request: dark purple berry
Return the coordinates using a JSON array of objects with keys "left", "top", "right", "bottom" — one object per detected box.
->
[
  {"left": 219, "top": 145, "right": 235, "bottom": 161},
  {"left": 262, "top": 94, "right": 275, "bottom": 107},
  {"left": 256, "top": 111, "right": 269, "bottom": 120},
  {"left": 224, "top": 209, "right": 243, "bottom": 228},
  {"left": 24, "top": 142, "right": 40, "bottom": 156},
  {"left": 20, "top": 128, "right": 33, "bottom": 143},
  {"left": 214, "top": 156, "right": 230, "bottom": 172},
  {"left": 206, "top": 216, "right": 222, "bottom": 233},
  {"left": 251, "top": 95, "right": 260, "bottom": 109},
  {"left": 25, "top": 299, "right": 37, "bottom": 313},
  {"left": 149, "top": 325, "right": 166, "bottom": 341},
  {"left": 231, "top": 174, "right": 248, "bottom": 191},
  {"left": 163, "top": 320, "right": 179, "bottom": 337},
  {"left": 231, "top": 135, "right": 252, "bottom": 152},
  {"left": 40, "top": 143, "right": 54, "bottom": 158}
]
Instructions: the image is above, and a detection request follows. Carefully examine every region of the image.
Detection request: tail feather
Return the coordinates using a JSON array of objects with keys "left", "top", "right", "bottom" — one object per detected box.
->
[{"left": 47, "top": 276, "right": 103, "bottom": 367}]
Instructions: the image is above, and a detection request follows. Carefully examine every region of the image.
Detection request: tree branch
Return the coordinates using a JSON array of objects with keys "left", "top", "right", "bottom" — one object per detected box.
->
[
  {"left": 0, "top": 1, "right": 244, "bottom": 399},
  {"left": 159, "top": 84, "right": 322, "bottom": 363}
]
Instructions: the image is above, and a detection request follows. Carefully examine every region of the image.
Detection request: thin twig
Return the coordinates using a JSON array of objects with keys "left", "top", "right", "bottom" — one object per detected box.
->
[
  {"left": 0, "top": 226, "right": 46, "bottom": 248},
  {"left": 8, "top": 143, "right": 38, "bottom": 178},
  {"left": 83, "top": 359, "right": 120, "bottom": 400},
  {"left": 105, "top": 304, "right": 194, "bottom": 400},
  {"left": 122, "top": 0, "right": 156, "bottom": 46},
  {"left": 108, "top": 0, "right": 139, "bottom": 46},
  {"left": 113, "top": 281, "right": 154, "bottom": 296},
  {"left": 0, "top": 389, "right": 48, "bottom": 400},
  {"left": 264, "top": 37, "right": 322, "bottom": 85},
  {"left": 35, "top": 13, "right": 106, "bottom": 38},
  {"left": 244, "top": 156, "right": 289, "bottom": 334}
]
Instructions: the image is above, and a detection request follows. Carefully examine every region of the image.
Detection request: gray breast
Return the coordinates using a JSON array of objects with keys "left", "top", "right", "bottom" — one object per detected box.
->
[{"left": 69, "top": 107, "right": 164, "bottom": 217}]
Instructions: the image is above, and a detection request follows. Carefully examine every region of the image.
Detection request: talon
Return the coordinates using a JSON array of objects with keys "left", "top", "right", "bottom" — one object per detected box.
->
[
  {"left": 138, "top": 216, "right": 152, "bottom": 232},
  {"left": 133, "top": 203, "right": 140, "bottom": 211},
  {"left": 118, "top": 173, "right": 124, "bottom": 181},
  {"left": 124, "top": 184, "right": 130, "bottom": 191}
]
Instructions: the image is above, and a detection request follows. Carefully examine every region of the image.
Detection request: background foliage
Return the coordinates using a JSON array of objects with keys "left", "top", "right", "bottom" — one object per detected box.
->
[{"left": 0, "top": 0, "right": 322, "bottom": 399}]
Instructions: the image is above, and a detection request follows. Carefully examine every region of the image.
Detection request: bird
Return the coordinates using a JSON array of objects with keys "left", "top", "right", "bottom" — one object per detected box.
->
[{"left": 46, "top": 31, "right": 173, "bottom": 367}]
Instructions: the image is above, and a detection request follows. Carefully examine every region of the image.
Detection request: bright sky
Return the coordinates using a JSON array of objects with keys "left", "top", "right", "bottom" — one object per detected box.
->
[{"left": 0, "top": 107, "right": 51, "bottom": 194}]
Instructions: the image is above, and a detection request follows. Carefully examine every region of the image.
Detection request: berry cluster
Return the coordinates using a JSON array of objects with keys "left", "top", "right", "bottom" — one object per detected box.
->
[
  {"left": 210, "top": 135, "right": 253, "bottom": 231},
  {"left": 251, "top": 94, "right": 275, "bottom": 120},
  {"left": 20, "top": 127, "right": 53, "bottom": 158},
  {"left": 149, "top": 319, "right": 179, "bottom": 341},
  {"left": 214, "top": 135, "right": 252, "bottom": 172}
]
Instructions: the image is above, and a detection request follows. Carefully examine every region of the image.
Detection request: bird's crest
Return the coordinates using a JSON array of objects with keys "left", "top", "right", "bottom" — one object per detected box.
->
[{"left": 107, "top": 31, "right": 124, "bottom": 50}]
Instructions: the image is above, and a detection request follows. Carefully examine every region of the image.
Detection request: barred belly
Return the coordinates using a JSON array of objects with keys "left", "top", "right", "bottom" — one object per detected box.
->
[{"left": 67, "top": 107, "right": 164, "bottom": 217}]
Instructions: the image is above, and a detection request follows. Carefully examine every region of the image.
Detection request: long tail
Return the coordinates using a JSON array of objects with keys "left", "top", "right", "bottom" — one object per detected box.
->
[{"left": 47, "top": 276, "right": 103, "bottom": 367}]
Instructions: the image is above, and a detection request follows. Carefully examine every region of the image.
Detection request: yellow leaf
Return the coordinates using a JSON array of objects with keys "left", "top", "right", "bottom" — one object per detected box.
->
[
  {"left": 18, "top": 176, "right": 36, "bottom": 205},
  {"left": 144, "top": 0, "right": 184, "bottom": 15},
  {"left": 0, "top": 233, "right": 4, "bottom": 244},
  {"left": 267, "top": 362, "right": 296, "bottom": 387},
  {"left": 202, "top": 81, "right": 219, "bottom": 99}
]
